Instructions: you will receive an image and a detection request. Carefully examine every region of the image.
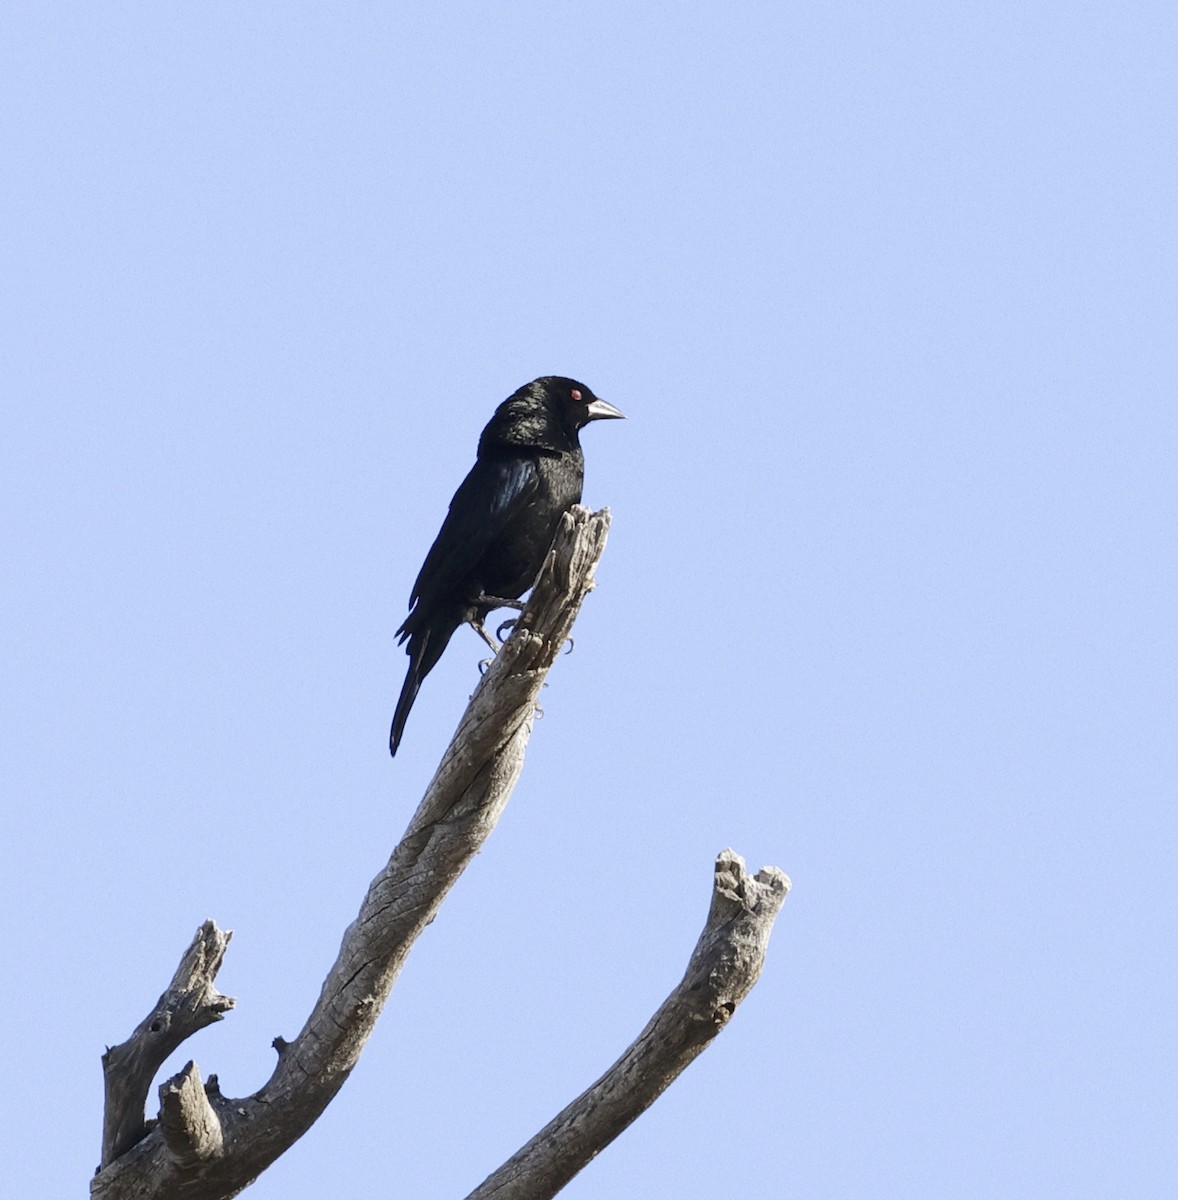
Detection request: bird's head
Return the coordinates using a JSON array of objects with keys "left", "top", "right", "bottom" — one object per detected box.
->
[
  {"left": 533, "top": 376, "right": 626, "bottom": 432},
  {"left": 483, "top": 376, "right": 625, "bottom": 454}
]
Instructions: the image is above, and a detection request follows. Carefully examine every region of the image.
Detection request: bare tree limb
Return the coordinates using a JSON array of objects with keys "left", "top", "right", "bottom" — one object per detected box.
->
[
  {"left": 93, "top": 506, "right": 614, "bottom": 1200},
  {"left": 465, "top": 850, "right": 791, "bottom": 1200},
  {"left": 100, "top": 920, "right": 234, "bottom": 1167},
  {"left": 94, "top": 506, "right": 789, "bottom": 1200}
]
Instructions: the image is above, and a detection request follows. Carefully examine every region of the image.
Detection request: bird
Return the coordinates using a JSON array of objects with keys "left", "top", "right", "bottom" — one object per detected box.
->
[{"left": 389, "top": 376, "right": 624, "bottom": 756}]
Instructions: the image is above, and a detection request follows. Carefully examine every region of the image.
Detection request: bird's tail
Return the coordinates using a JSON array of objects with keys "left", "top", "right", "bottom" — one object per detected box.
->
[
  {"left": 389, "top": 616, "right": 459, "bottom": 756},
  {"left": 389, "top": 663, "right": 423, "bottom": 756}
]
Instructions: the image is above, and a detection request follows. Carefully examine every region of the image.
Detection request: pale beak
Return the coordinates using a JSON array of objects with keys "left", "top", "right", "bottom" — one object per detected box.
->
[{"left": 585, "top": 397, "right": 626, "bottom": 421}]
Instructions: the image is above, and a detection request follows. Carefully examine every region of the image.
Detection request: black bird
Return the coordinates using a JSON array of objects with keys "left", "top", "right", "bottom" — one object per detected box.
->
[{"left": 390, "top": 376, "right": 624, "bottom": 756}]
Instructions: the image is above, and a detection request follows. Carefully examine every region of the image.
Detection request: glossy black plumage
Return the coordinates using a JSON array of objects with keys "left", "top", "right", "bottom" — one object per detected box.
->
[{"left": 390, "top": 376, "right": 623, "bottom": 756}]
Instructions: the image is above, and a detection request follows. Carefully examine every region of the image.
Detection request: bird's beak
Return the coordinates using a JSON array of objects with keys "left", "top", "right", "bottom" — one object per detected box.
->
[{"left": 585, "top": 398, "right": 626, "bottom": 421}]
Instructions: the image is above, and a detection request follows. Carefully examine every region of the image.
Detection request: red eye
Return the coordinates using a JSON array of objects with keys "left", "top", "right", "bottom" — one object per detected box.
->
[{"left": 571, "top": 389, "right": 583, "bottom": 402}]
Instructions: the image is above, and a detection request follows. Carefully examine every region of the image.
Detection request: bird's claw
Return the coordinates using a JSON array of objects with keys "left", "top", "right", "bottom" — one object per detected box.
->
[
  {"left": 477, "top": 593, "right": 526, "bottom": 612},
  {"left": 564, "top": 636, "right": 575, "bottom": 656},
  {"left": 471, "top": 619, "right": 501, "bottom": 655},
  {"left": 496, "top": 617, "right": 518, "bottom": 641}
]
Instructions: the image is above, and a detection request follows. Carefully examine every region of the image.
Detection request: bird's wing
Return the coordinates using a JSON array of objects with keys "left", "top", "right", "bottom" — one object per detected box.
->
[{"left": 406, "top": 454, "right": 541, "bottom": 613}]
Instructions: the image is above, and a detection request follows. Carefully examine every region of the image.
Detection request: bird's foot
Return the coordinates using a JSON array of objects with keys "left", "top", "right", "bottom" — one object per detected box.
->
[
  {"left": 478, "top": 657, "right": 494, "bottom": 675},
  {"left": 496, "top": 617, "right": 518, "bottom": 642},
  {"left": 564, "top": 636, "right": 575, "bottom": 656},
  {"left": 470, "top": 619, "right": 501, "bottom": 655},
  {"left": 477, "top": 593, "right": 526, "bottom": 612}
]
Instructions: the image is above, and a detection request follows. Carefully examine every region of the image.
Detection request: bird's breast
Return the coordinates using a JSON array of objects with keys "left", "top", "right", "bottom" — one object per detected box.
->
[{"left": 476, "top": 453, "right": 584, "bottom": 599}]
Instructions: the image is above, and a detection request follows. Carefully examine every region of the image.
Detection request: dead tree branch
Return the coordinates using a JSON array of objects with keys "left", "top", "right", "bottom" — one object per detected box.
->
[
  {"left": 100, "top": 920, "right": 234, "bottom": 1166},
  {"left": 93, "top": 506, "right": 789, "bottom": 1200},
  {"left": 465, "top": 850, "right": 790, "bottom": 1200},
  {"left": 93, "top": 506, "right": 612, "bottom": 1200}
]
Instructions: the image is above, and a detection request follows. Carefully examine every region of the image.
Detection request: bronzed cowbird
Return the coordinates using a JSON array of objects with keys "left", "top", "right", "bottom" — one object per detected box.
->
[{"left": 390, "top": 376, "right": 624, "bottom": 756}]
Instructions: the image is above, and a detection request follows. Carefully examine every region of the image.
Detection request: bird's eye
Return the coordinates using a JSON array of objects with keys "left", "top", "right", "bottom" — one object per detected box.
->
[{"left": 570, "top": 389, "right": 583, "bottom": 402}]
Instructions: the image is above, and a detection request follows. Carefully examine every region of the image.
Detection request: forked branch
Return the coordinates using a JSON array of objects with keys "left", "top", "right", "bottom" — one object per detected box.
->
[
  {"left": 93, "top": 507, "right": 789, "bottom": 1200},
  {"left": 93, "top": 506, "right": 612, "bottom": 1200},
  {"left": 100, "top": 920, "right": 234, "bottom": 1166}
]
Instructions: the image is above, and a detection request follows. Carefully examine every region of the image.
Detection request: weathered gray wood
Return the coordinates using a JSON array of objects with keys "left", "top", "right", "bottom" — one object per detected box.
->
[
  {"left": 100, "top": 920, "right": 234, "bottom": 1167},
  {"left": 94, "top": 506, "right": 615, "bottom": 1200},
  {"left": 159, "top": 1062, "right": 224, "bottom": 1168},
  {"left": 465, "top": 850, "right": 790, "bottom": 1200},
  {"left": 94, "top": 506, "right": 789, "bottom": 1200}
]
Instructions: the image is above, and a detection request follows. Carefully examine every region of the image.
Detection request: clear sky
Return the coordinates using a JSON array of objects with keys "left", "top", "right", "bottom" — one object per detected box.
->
[{"left": 2, "top": 3, "right": 1174, "bottom": 1197}]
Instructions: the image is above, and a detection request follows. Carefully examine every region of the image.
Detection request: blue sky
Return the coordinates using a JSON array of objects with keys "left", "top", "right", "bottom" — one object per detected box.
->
[{"left": 2, "top": 3, "right": 1175, "bottom": 1197}]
